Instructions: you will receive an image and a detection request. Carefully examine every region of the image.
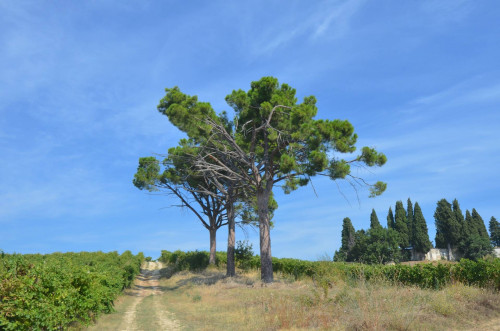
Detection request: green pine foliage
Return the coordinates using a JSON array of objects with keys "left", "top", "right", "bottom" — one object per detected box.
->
[
  {"left": 412, "top": 202, "right": 432, "bottom": 254},
  {"left": 489, "top": 216, "right": 500, "bottom": 247},
  {"left": 370, "top": 209, "right": 382, "bottom": 229},
  {"left": 157, "top": 77, "right": 388, "bottom": 283}
]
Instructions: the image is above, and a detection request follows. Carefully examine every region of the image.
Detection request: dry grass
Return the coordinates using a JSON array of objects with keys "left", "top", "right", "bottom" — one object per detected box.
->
[{"left": 156, "top": 269, "right": 500, "bottom": 330}]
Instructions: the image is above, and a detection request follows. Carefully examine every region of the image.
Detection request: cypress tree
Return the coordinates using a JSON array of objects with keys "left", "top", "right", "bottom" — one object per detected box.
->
[
  {"left": 387, "top": 207, "right": 395, "bottom": 229},
  {"left": 395, "top": 201, "right": 409, "bottom": 249},
  {"left": 347, "top": 229, "right": 367, "bottom": 263},
  {"left": 370, "top": 209, "right": 382, "bottom": 229},
  {"left": 489, "top": 216, "right": 500, "bottom": 247},
  {"left": 452, "top": 199, "right": 466, "bottom": 242},
  {"left": 464, "top": 210, "right": 474, "bottom": 236},
  {"left": 334, "top": 217, "right": 356, "bottom": 262},
  {"left": 471, "top": 209, "right": 489, "bottom": 241},
  {"left": 452, "top": 199, "right": 468, "bottom": 254},
  {"left": 407, "top": 198, "right": 414, "bottom": 246},
  {"left": 341, "top": 217, "right": 356, "bottom": 251},
  {"left": 412, "top": 202, "right": 431, "bottom": 254},
  {"left": 460, "top": 209, "right": 492, "bottom": 260},
  {"left": 435, "top": 230, "right": 446, "bottom": 249},
  {"left": 434, "top": 199, "right": 461, "bottom": 259}
]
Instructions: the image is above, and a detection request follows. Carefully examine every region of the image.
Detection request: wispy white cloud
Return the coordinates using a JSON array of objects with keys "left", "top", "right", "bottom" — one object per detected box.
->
[
  {"left": 249, "top": 0, "right": 366, "bottom": 56},
  {"left": 313, "top": 0, "right": 366, "bottom": 39}
]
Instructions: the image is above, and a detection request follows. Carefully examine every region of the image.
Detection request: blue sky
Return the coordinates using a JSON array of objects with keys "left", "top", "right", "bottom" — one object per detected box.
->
[{"left": 1, "top": 0, "right": 499, "bottom": 260}]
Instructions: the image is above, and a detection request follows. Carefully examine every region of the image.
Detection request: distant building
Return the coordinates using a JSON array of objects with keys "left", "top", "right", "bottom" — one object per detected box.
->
[{"left": 412, "top": 247, "right": 500, "bottom": 261}]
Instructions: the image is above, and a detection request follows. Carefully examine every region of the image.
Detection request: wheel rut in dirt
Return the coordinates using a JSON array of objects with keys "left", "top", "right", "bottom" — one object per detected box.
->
[
  {"left": 89, "top": 261, "right": 180, "bottom": 331},
  {"left": 120, "top": 261, "right": 180, "bottom": 331}
]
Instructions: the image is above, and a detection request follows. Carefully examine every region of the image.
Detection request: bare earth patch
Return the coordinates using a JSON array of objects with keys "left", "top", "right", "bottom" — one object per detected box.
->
[{"left": 87, "top": 261, "right": 180, "bottom": 331}]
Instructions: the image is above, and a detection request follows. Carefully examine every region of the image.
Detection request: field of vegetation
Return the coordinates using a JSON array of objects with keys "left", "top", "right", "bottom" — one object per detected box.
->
[
  {"left": 0, "top": 251, "right": 144, "bottom": 330},
  {"left": 89, "top": 250, "right": 500, "bottom": 330},
  {"left": 1, "top": 249, "right": 499, "bottom": 330},
  {"left": 152, "top": 266, "right": 500, "bottom": 330},
  {"left": 159, "top": 249, "right": 500, "bottom": 290}
]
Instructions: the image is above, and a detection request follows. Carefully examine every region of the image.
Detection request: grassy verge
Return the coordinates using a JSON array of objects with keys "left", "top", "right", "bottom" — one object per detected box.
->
[{"left": 157, "top": 268, "right": 500, "bottom": 330}]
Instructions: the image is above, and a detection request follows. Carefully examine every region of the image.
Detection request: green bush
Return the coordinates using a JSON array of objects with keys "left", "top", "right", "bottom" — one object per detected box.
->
[
  {"left": 235, "top": 240, "right": 254, "bottom": 271},
  {"left": 0, "top": 251, "right": 144, "bottom": 330},
  {"left": 158, "top": 249, "right": 499, "bottom": 291},
  {"left": 159, "top": 250, "right": 226, "bottom": 271}
]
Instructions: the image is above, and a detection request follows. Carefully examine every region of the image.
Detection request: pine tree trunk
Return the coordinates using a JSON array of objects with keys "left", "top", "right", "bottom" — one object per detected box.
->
[
  {"left": 226, "top": 202, "right": 236, "bottom": 277},
  {"left": 257, "top": 188, "right": 273, "bottom": 283},
  {"left": 209, "top": 228, "right": 217, "bottom": 265}
]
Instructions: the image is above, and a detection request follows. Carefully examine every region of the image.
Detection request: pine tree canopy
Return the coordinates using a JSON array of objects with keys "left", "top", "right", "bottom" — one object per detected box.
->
[{"left": 152, "top": 77, "right": 389, "bottom": 282}]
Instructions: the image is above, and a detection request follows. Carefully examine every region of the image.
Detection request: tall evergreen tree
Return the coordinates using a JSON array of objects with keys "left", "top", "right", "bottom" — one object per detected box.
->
[
  {"left": 434, "top": 199, "right": 461, "bottom": 259},
  {"left": 394, "top": 200, "right": 409, "bottom": 249},
  {"left": 406, "top": 198, "right": 414, "bottom": 246},
  {"left": 370, "top": 209, "right": 382, "bottom": 229},
  {"left": 435, "top": 230, "right": 446, "bottom": 249},
  {"left": 452, "top": 199, "right": 466, "bottom": 248},
  {"left": 471, "top": 208, "right": 489, "bottom": 240},
  {"left": 341, "top": 217, "right": 356, "bottom": 252},
  {"left": 489, "top": 216, "right": 500, "bottom": 247},
  {"left": 460, "top": 209, "right": 492, "bottom": 260},
  {"left": 334, "top": 217, "right": 356, "bottom": 262},
  {"left": 387, "top": 207, "right": 395, "bottom": 229},
  {"left": 464, "top": 210, "right": 474, "bottom": 237},
  {"left": 412, "top": 202, "right": 432, "bottom": 254}
]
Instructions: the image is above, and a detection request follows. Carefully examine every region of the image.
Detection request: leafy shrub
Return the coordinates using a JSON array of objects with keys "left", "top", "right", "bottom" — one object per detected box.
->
[
  {"left": 235, "top": 240, "right": 254, "bottom": 270},
  {"left": 159, "top": 250, "right": 226, "bottom": 271},
  {"left": 158, "top": 249, "right": 500, "bottom": 291},
  {"left": 0, "top": 251, "right": 144, "bottom": 330}
]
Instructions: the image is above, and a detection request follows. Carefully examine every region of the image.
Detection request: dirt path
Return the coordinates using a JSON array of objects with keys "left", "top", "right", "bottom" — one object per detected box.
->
[{"left": 87, "top": 261, "right": 180, "bottom": 331}]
